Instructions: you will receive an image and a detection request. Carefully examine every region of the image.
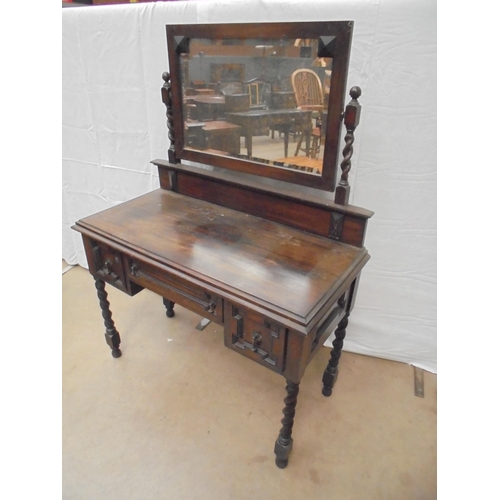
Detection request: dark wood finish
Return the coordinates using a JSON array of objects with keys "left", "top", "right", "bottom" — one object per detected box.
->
[
  {"left": 274, "top": 380, "right": 300, "bottom": 468},
  {"left": 154, "top": 161, "right": 372, "bottom": 247},
  {"left": 224, "top": 302, "right": 286, "bottom": 373},
  {"left": 82, "top": 235, "right": 143, "bottom": 296},
  {"left": 166, "top": 21, "right": 354, "bottom": 191},
  {"left": 322, "top": 312, "right": 349, "bottom": 396},
  {"left": 95, "top": 278, "right": 122, "bottom": 358},
  {"left": 161, "top": 72, "right": 177, "bottom": 164},
  {"left": 74, "top": 20, "right": 374, "bottom": 469},
  {"left": 162, "top": 298, "right": 175, "bottom": 318},
  {"left": 74, "top": 189, "right": 369, "bottom": 330},
  {"left": 129, "top": 253, "right": 224, "bottom": 325},
  {"left": 335, "top": 86, "right": 362, "bottom": 205}
]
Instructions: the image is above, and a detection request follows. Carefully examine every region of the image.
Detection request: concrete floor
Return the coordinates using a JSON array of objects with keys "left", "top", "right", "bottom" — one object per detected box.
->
[{"left": 62, "top": 262, "right": 436, "bottom": 499}]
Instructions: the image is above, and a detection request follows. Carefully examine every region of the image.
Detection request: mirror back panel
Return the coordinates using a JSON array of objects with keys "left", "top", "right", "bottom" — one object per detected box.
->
[{"left": 166, "top": 21, "right": 353, "bottom": 191}]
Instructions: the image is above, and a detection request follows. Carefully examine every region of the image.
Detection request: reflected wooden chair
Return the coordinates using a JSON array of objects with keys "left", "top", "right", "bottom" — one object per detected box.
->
[
  {"left": 291, "top": 69, "right": 325, "bottom": 158},
  {"left": 291, "top": 69, "right": 324, "bottom": 112},
  {"left": 242, "top": 78, "right": 268, "bottom": 109}
]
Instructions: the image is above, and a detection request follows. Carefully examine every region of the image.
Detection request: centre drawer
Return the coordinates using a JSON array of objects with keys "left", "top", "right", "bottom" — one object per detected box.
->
[{"left": 126, "top": 257, "right": 223, "bottom": 324}]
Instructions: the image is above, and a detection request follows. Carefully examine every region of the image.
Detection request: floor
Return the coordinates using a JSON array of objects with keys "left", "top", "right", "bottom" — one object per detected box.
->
[{"left": 62, "top": 261, "right": 437, "bottom": 499}]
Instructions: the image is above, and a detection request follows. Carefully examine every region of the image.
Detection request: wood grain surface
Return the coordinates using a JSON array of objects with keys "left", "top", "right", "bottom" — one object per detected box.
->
[{"left": 75, "top": 189, "right": 368, "bottom": 322}]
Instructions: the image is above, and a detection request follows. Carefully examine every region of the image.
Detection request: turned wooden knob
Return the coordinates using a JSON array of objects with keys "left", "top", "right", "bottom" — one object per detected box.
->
[{"left": 252, "top": 331, "right": 263, "bottom": 350}]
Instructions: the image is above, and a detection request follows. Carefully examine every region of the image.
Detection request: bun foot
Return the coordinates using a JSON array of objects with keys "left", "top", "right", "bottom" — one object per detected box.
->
[
  {"left": 163, "top": 299, "right": 175, "bottom": 318},
  {"left": 275, "top": 458, "right": 288, "bottom": 469},
  {"left": 111, "top": 348, "right": 122, "bottom": 358},
  {"left": 322, "top": 386, "right": 332, "bottom": 397}
]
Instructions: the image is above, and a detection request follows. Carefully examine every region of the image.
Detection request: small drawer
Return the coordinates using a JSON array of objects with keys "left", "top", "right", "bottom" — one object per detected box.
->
[
  {"left": 126, "top": 257, "right": 223, "bottom": 324},
  {"left": 84, "top": 238, "right": 143, "bottom": 296},
  {"left": 224, "top": 302, "right": 286, "bottom": 373},
  {"left": 86, "top": 238, "right": 128, "bottom": 293}
]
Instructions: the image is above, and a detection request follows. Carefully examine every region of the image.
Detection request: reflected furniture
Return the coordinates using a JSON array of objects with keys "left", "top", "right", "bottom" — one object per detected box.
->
[
  {"left": 73, "top": 21, "right": 373, "bottom": 469},
  {"left": 189, "top": 95, "right": 226, "bottom": 121},
  {"left": 188, "top": 120, "right": 241, "bottom": 155},
  {"left": 291, "top": 68, "right": 325, "bottom": 112},
  {"left": 226, "top": 108, "right": 311, "bottom": 157},
  {"left": 292, "top": 69, "right": 325, "bottom": 158}
]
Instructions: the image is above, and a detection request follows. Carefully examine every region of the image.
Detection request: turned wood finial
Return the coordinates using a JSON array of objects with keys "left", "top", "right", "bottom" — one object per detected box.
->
[
  {"left": 349, "top": 86, "right": 362, "bottom": 100},
  {"left": 335, "top": 86, "right": 362, "bottom": 206},
  {"left": 161, "top": 71, "right": 177, "bottom": 163}
]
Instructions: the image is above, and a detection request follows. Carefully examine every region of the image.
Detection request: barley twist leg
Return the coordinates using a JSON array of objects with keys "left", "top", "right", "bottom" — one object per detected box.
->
[
  {"left": 274, "top": 380, "right": 300, "bottom": 468},
  {"left": 322, "top": 313, "right": 349, "bottom": 396},
  {"left": 95, "top": 278, "right": 122, "bottom": 358}
]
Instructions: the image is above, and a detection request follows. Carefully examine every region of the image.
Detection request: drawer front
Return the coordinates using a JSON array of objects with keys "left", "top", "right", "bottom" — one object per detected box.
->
[
  {"left": 83, "top": 237, "right": 143, "bottom": 296},
  {"left": 224, "top": 302, "right": 286, "bottom": 373},
  {"left": 126, "top": 257, "right": 224, "bottom": 324},
  {"left": 85, "top": 238, "right": 128, "bottom": 293}
]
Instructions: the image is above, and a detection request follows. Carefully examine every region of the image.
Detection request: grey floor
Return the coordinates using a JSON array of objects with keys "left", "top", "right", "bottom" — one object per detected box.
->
[{"left": 62, "top": 261, "right": 436, "bottom": 499}]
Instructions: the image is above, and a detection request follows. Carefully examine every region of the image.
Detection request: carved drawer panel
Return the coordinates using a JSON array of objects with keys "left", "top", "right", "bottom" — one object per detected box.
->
[
  {"left": 224, "top": 302, "right": 286, "bottom": 373},
  {"left": 84, "top": 238, "right": 143, "bottom": 296},
  {"left": 126, "top": 257, "right": 223, "bottom": 324},
  {"left": 87, "top": 238, "right": 128, "bottom": 293}
]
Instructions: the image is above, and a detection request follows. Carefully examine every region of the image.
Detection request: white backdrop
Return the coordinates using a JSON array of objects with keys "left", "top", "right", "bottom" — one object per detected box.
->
[{"left": 62, "top": 0, "right": 437, "bottom": 372}]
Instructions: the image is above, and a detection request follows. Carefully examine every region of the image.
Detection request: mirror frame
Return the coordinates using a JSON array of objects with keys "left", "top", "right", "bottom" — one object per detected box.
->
[{"left": 166, "top": 21, "right": 353, "bottom": 192}]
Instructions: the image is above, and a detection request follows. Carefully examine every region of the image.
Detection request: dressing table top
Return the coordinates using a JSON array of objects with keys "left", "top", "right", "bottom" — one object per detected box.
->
[{"left": 75, "top": 189, "right": 369, "bottom": 330}]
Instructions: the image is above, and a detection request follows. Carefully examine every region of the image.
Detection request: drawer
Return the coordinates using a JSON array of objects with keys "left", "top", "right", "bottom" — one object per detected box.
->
[
  {"left": 126, "top": 257, "right": 224, "bottom": 324},
  {"left": 84, "top": 237, "right": 142, "bottom": 296},
  {"left": 224, "top": 302, "right": 286, "bottom": 373}
]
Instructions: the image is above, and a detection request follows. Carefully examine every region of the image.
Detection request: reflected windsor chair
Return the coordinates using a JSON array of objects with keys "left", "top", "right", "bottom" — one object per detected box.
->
[{"left": 291, "top": 69, "right": 325, "bottom": 158}]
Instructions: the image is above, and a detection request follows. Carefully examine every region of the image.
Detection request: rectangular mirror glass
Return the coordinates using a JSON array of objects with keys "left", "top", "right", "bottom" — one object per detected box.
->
[{"left": 166, "top": 22, "right": 353, "bottom": 191}]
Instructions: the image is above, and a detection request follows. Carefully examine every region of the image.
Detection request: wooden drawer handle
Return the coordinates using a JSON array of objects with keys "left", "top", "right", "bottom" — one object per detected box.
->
[
  {"left": 102, "top": 259, "right": 120, "bottom": 283},
  {"left": 251, "top": 331, "right": 263, "bottom": 351}
]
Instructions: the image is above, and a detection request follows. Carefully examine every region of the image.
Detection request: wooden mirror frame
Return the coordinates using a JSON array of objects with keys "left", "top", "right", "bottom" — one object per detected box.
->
[{"left": 166, "top": 21, "right": 353, "bottom": 192}]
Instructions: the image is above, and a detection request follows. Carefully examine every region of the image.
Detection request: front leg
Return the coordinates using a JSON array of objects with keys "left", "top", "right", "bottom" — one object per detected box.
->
[
  {"left": 274, "top": 380, "right": 300, "bottom": 469},
  {"left": 322, "top": 313, "right": 349, "bottom": 396},
  {"left": 162, "top": 298, "right": 175, "bottom": 318},
  {"left": 95, "top": 278, "right": 122, "bottom": 358}
]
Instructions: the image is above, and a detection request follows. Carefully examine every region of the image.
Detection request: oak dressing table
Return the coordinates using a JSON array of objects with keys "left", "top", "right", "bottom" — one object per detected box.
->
[{"left": 73, "top": 21, "right": 373, "bottom": 468}]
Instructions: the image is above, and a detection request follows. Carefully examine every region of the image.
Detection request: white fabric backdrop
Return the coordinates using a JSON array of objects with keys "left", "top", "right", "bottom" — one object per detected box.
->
[{"left": 62, "top": 0, "right": 437, "bottom": 372}]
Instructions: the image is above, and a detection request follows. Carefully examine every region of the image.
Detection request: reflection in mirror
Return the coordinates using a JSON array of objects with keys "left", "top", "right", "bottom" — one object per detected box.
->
[{"left": 180, "top": 37, "right": 332, "bottom": 176}]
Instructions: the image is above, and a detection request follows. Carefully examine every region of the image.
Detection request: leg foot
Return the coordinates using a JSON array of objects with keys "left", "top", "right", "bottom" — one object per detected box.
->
[
  {"left": 274, "top": 380, "right": 299, "bottom": 468},
  {"left": 321, "top": 386, "right": 333, "bottom": 397},
  {"left": 95, "top": 279, "right": 122, "bottom": 358},
  {"left": 322, "top": 313, "right": 349, "bottom": 396},
  {"left": 163, "top": 298, "right": 175, "bottom": 318}
]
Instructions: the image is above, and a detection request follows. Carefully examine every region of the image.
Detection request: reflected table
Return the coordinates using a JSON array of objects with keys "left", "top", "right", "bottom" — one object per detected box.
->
[{"left": 226, "top": 109, "right": 312, "bottom": 157}]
